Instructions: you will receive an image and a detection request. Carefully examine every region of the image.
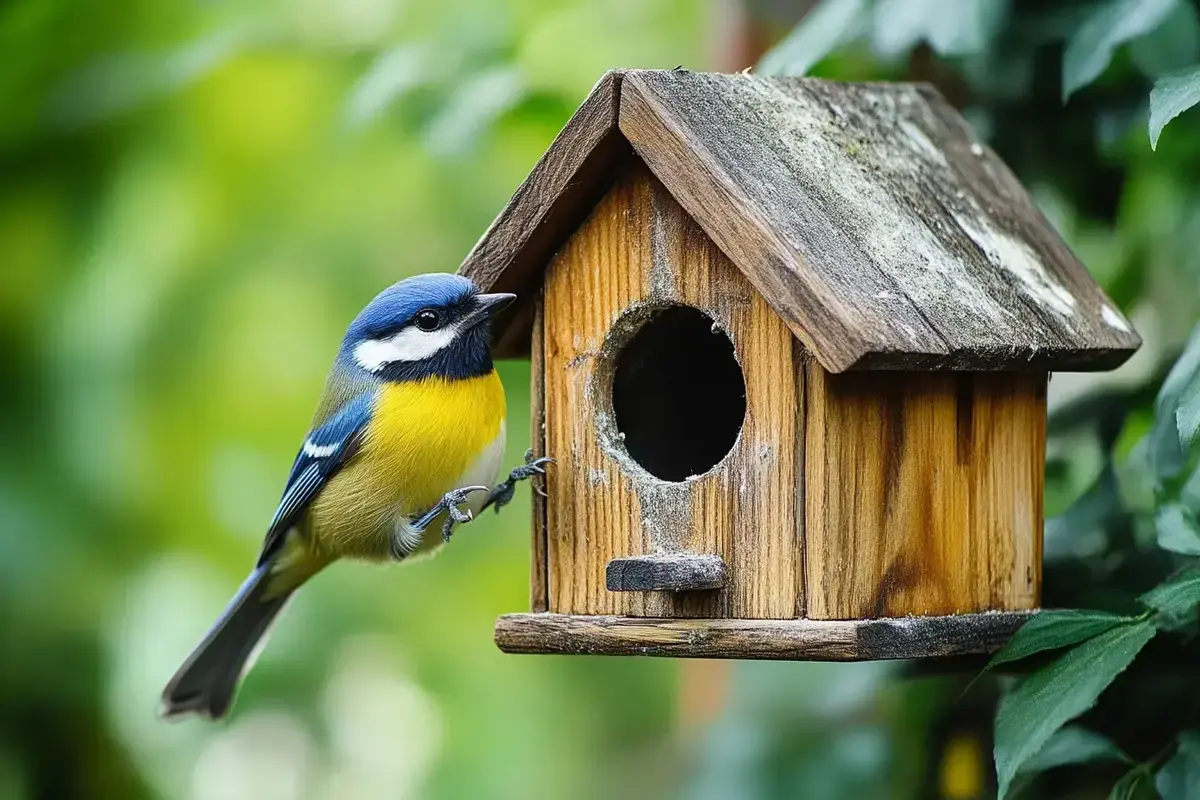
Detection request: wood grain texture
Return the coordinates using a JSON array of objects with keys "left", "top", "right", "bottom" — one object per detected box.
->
[
  {"left": 543, "top": 161, "right": 800, "bottom": 619},
  {"left": 620, "top": 70, "right": 1140, "bottom": 372},
  {"left": 606, "top": 554, "right": 728, "bottom": 592},
  {"left": 529, "top": 290, "right": 549, "bottom": 612},
  {"left": 494, "top": 612, "right": 1032, "bottom": 660},
  {"left": 803, "top": 365, "right": 1046, "bottom": 619},
  {"left": 459, "top": 70, "right": 631, "bottom": 357},
  {"left": 462, "top": 68, "right": 1138, "bottom": 371}
]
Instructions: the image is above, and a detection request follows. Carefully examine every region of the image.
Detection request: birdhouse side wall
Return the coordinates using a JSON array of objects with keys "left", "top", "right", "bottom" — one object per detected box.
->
[
  {"left": 539, "top": 160, "right": 803, "bottom": 619},
  {"left": 803, "top": 365, "right": 1045, "bottom": 619}
]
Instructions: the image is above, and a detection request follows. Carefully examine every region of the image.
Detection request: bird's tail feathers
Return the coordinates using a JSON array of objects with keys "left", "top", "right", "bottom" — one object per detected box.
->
[{"left": 160, "top": 561, "right": 293, "bottom": 720}]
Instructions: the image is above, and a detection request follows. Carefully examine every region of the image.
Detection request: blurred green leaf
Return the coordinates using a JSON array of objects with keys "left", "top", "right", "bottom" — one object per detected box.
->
[
  {"left": 1180, "top": 463, "right": 1200, "bottom": 510},
  {"left": 994, "top": 621, "right": 1156, "bottom": 799},
  {"left": 988, "top": 610, "right": 1140, "bottom": 670},
  {"left": 757, "top": 0, "right": 867, "bottom": 76},
  {"left": 1140, "top": 566, "right": 1200, "bottom": 618},
  {"left": 345, "top": 43, "right": 436, "bottom": 128},
  {"left": 1063, "top": 0, "right": 1179, "bottom": 100},
  {"left": 1130, "top": 0, "right": 1200, "bottom": 77},
  {"left": 1045, "top": 467, "right": 1123, "bottom": 563},
  {"left": 870, "top": 0, "right": 1008, "bottom": 58},
  {"left": 1019, "top": 725, "right": 1130, "bottom": 775},
  {"left": 1150, "top": 66, "right": 1200, "bottom": 149},
  {"left": 1156, "top": 503, "right": 1200, "bottom": 554},
  {"left": 45, "top": 29, "right": 248, "bottom": 129},
  {"left": 1110, "top": 765, "right": 1156, "bottom": 800},
  {"left": 1150, "top": 324, "right": 1200, "bottom": 480},
  {"left": 1179, "top": 389, "right": 1200, "bottom": 446},
  {"left": 423, "top": 65, "right": 526, "bottom": 156},
  {"left": 1156, "top": 732, "right": 1200, "bottom": 799}
]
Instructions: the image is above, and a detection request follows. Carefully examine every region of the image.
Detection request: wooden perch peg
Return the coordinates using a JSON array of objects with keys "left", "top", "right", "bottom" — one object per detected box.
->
[{"left": 606, "top": 553, "right": 728, "bottom": 592}]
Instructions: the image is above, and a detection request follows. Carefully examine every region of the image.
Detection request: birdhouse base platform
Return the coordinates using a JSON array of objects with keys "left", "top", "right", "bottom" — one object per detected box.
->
[{"left": 494, "top": 611, "right": 1032, "bottom": 662}]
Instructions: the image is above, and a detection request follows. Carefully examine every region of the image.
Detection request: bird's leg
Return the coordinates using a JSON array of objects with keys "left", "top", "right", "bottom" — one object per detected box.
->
[
  {"left": 409, "top": 485, "right": 491, "bottom": 544},
  {"left": 482, "top": 449, "right": 554, "bottom": 514}
]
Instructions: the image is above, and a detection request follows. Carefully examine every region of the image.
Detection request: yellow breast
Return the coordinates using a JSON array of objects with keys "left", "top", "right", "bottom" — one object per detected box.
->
[{"left": 306, "top": 371, "right": 506, "bottom": 560}]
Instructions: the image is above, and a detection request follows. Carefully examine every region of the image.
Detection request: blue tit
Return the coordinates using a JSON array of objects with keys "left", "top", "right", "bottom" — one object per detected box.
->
[{"left": 161, "top": 273, "right": 549, "bottom": 720}]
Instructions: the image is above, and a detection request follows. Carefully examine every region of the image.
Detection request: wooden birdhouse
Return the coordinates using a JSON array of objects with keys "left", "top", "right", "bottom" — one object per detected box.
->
[{"left": 460, "top": 70, "right": 1140, "bottom": 661}]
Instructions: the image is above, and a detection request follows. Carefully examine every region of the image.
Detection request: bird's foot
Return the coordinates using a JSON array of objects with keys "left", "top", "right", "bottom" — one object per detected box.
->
[
  {"left": 410, "top": 485, "right": 490, "bottom": 543},
  {"left": 485, "top": 449, "right": 554, "bottom": 513}
]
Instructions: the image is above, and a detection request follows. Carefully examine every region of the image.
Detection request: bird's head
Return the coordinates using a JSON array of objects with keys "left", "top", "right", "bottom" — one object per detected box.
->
[{"left": 341, "top": 274, "right": 515, "bottom": 382}]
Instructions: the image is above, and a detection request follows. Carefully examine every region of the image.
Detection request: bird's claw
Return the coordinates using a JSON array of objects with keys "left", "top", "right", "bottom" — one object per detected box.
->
[
  {"left": 410, "top": 485, "right": 490, "bottom": 543},
  {"left": 486, "top": 449, "right": 555, "bottom": 513}
]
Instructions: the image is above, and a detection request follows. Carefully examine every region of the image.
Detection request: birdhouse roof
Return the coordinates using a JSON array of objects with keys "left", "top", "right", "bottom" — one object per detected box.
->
[{"left": 459, "top": 69, "right": 1139, "bottom": 373}]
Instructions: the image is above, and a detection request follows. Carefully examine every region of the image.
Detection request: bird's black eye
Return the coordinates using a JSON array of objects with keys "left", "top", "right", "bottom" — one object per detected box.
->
[{"left": 414, "top": 309, "right": 441, "bottom": 332}]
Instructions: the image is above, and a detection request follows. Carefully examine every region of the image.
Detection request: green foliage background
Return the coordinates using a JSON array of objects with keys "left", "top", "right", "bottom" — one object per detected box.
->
[
  {"left": 0, "top": 2, "right": 701, "bottom": 798},
  {"left": 2, "top": 0, "right": 1200, "bottom": 798}
]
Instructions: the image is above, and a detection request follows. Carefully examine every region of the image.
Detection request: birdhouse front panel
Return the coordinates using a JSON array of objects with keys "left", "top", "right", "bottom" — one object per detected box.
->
[
  {"left": 803, "top": 365, "right": 1045, "bottom": 620},
  {"left": 541, "top": 161, "right": 802, "bottom": 620}
]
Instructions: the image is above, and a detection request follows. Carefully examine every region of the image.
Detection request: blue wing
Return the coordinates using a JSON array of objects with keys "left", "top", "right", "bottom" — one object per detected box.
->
[{"left": 258, "top": 391, "right": 376, "bottom": 563}]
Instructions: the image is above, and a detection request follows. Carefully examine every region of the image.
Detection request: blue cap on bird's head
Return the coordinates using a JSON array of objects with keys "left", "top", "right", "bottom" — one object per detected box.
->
[{"left": 341, "top": 273, "right": 515, "bottom": 381}]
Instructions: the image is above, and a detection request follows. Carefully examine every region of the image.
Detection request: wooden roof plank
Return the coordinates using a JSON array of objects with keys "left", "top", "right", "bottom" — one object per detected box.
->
[
  {"left": 620, "top": 70, "right": 952, "bottom": 373},
  {"left": 913, "top": 85, "right": 1139, "bottom": 359},
  {"left": 623, "top": 70, "right": 1138, "bottom": 371}
]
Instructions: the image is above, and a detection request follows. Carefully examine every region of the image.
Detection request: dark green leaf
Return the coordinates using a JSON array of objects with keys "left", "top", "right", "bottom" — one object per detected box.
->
[
  {"left": 1178, "top": 381, "right": 1200, "bottom": 445},
  {"left": 1150, "top": 324, "right": 1200, "bottom": 478},
  {"left": 1150, "top": 66, "right": 1200, "bottom": 149},
  {"left": 988, "top": 610, "right": 1140, "bottom": 669},
  {"left": 1044, "top": 467, "right": 1122, "bottom": 564},
  {"left": 1020, "top": 725, "right": 1130, "bottom": 775},
  {"left": 1157, "top": 732, "right": 1200, "bottom": 800},
  {"left": 1063, "top": 0, "right": 1179, "bottom": 100},
  {"left": 1110, "top": 766, "right": 1156, "bottom": 800},
  {"left": 994, "top": 621, "right": 1156, "bottom": 799},
  {"left": 1181, "top": 463, "right": 1200, "bottom": 510},
  {"left": 1156, "top": 503, "right": 1200, "bottom": 554},
  {"left": 1140, "top": 566, "right": 1200, "bottom": 618},
  {"left": 757, "top": 0, "right": 868, "bottom": 76}
]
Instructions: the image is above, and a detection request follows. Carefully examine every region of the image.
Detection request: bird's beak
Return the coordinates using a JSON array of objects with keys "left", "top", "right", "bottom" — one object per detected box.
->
[
  {"left": 465, "top": 292, "right": 517, "bottom": 327},
  {"left": 477, "top": 293, "right": 517, "bottom": 315}
]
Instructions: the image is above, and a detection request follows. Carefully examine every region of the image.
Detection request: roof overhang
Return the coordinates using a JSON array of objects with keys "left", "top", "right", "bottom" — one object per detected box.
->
[{"left": 459, "top": 69, "right": 1140, "bottom": 372}]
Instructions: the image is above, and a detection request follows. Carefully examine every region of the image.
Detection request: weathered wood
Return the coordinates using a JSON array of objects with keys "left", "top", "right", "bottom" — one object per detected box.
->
[
  {"left": 543, "top": 161, "right": 800, "bottom": 619},
  {"left": 606, "top": 554, "right": 728, "bottom": 592},
  {"left": 793, "top": 341, "right": 807, "bottom": 615},
  {"left": 529, "top": 290, "right": 548, "bottom": 612},
  {"left": 620, "top": 71, "right": 1138, "bottom": 371},
  {"left": 459, "top": 70, "right": 631, "bottom": 357},
  {"left": 462, "top": 69, "right": 1139, "bottom": 372},
  {"left": 803, "top": 365, "right": 1045, "bottom": 619},
  {"left": 494, "top": 611, "right": 1032, "bottom": 660}
]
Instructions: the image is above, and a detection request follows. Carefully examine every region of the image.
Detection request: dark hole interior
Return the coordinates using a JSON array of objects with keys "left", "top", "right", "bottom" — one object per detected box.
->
[{"left": 611, "top": 306, "right": 746, "bottom": 482}]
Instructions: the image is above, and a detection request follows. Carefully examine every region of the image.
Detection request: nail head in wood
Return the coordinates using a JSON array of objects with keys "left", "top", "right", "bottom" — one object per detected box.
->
[{"left": 606, "top": 554, "right": 728, "bottom": 592}]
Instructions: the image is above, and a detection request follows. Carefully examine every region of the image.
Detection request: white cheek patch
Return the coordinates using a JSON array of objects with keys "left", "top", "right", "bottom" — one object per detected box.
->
[{"left": 353, "top": 323, "right": 462, "bottom": 372}]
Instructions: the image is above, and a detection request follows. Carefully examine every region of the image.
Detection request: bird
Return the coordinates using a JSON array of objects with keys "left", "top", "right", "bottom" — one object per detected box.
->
[{"left": 160, "top": 273, "right": 550, "bottom": 720}]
